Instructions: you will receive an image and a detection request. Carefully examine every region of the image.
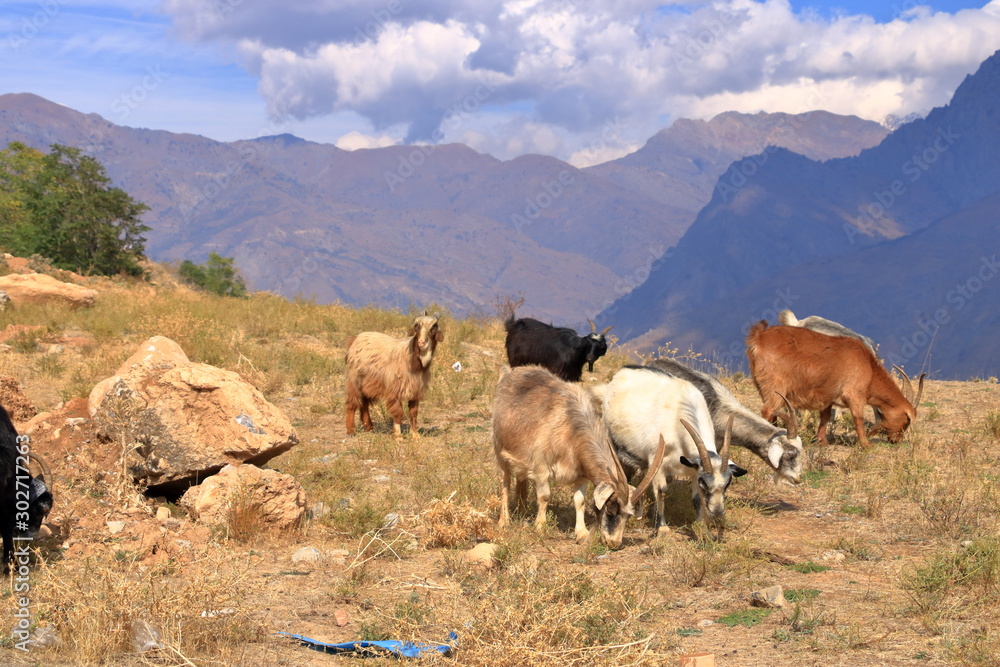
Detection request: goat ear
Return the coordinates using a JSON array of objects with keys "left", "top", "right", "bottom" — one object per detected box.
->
[
  {"left": 434, "top": 328, "right": 444, "bottom": 342},
  {"left": 767, "top": 441, "right": 784, "bottom": 470},
  {"left": 679, "top": 455, "right": 699, "bottom": 470},
  {"left": 593, "top": 481, "right": 615, "bottom": 510},
  {"left": 729, "top": 463, "right": 749, "bottom": 477}
]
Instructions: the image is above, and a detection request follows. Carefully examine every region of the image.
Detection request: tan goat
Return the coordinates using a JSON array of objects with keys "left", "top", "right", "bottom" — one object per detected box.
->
[
  {"left": 492, "top": 365, "right": 663, "bottom": 548},
  {"left": 345, "top": 312, "right": 443, "bottom": 440}
]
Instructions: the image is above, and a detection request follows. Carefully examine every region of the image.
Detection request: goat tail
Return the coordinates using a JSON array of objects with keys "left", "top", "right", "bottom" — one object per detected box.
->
[
  {"left": 745, "top": 320, "right": 769, "bottom": 358},
  {"left": 778, "top": 310, "right": 798, "bottom": 326}
]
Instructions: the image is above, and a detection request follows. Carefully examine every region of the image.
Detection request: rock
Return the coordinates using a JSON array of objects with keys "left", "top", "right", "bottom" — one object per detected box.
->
[
  {"left": 178, "top": 464, "right": 306, "bottom": 531},
  {"left": 698, "top": 619, "right": 716, "bottom": 627},
  {"left": 819, "top": 550, "right": 847, "bottom": 563},
  {"left": 335, "top": 609, "right": 350, "bottom": 627},
  {"left": 465, "top": 542, "right": 499, "bottom": 568},
  {"left": 107, "top": 521, "right": 126, "bottom": 535},
  {"left": 291, "top": 546, "right": 322, "bottom": 563},
  {"left": 0, "top": 290, "right": 8, "bottom": 310},
  {"left": 37, "top": 525, "right": 53, "bottom": 538},
  {"left": 382, "top": 513, "right": 400, "bottom": 529},
  {"left": 750, "top": 585, "right": 786, "bottom": 609},
  {"left": 155, "top": 507, "right": 171, "bottom": 521},
  {"left": 89, "top": 336, "right": 298, "bottom": 494},
  {"left": 27, "top": 625, "right": 61, "bottom": 649},
  {"left": 0, "top": 375, "right": 36, "bottom": 423},
  {"left": 308, "top": 502, "right": 330, "bottom": 520},
  {"left": 130, "top": 619, "right": 163, "bottom": 653},
  {"left": 373, "top": 475, "right": 390, "bottom": 484},
  {"left": 0, "top": 273, "right": 97, "bottom": 308}
]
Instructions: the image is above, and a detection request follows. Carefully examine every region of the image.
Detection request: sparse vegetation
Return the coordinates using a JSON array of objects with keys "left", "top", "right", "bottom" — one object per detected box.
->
[{"left": 0, "top": 264, "right": 998, "bottom": 664}]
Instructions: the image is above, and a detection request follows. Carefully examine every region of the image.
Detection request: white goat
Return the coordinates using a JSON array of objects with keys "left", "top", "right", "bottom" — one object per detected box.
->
[
  {"left": 493, "top": 365, "right": 663, "bottom": 548},
  {"left": 602, "top": 366, "right": 746, "bottom": 540}
]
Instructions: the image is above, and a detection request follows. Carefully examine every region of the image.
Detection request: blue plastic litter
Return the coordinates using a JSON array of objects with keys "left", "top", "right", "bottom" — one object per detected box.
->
[{"left": 279, "top": 630, "right": 457, "bottom": 658}]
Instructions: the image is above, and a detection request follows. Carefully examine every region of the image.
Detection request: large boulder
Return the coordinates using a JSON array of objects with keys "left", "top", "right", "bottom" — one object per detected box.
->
[
  {"left": 178, "top": 464, "right": 306, "bottom": 531},
  {"left": 0, "top": 273, "right": 97, "bottom": 308},
  {"left": 89, "top": 336, "right": 298, "bottom": 494}
]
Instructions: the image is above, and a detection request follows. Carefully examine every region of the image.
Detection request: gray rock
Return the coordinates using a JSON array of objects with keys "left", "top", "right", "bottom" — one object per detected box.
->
[
  {"left": 107, "top": 520, "right": 126, "bottom": 535},
  {"left": 750, "top": 584, "right": 786, "bottom": 608},
  {"left": 291, "top": 546, "right": 322, "bottom": 563}
]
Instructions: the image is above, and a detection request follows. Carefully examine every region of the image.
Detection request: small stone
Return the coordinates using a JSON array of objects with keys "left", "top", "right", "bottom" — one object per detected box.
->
[
  {"left": 329, "top": 548, "right": 350, "bottom": 559},
  {"left": 65, "top": 417, "right": 87, "bottom": 427},
  {"left": 465, "top": 542, "right": 499, "bottom": 568},
  {"left": 174, "top": 539, "right": 192, "bottom": 549},
  {"left": 130, "top": 619, "right": 163, "bottom": 653},
  {"left": 697, "top": 619, "right": 715, "bottom": 627},
  {"left": 819, "top": 550, "right": 847, "bottom": 563},
  {"left": 309, "top": 502, "right": 330, "bottom": 520},
  {"left": 750, "top": 585, "right": 786, "bottom": 608},
  {"left": 27, "top": 626, "right": 61, "bottom": 649},
  {"left": 107, "top": 521, "right": 126, "bottom": 535},
  {"left": 291, "top": 546, "right": 322, "bottom": 563},
  {"left": 373, "top": 475, "right": 390, "bottom": 483},
  {"left": 37, "top": 524, "right": 53, "bottom": 538},
  {"left": 334, "top": 608, "right": 350, "bottom": 627},
  {"left": 382, "top": 513, "right": 400, "bottom": 529},
  {"left": 156, "top": 507, "right": 171, "bottom": 521}
]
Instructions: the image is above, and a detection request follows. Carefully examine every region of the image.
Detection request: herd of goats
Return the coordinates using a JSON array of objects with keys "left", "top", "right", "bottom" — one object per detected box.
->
[
  {"left": 343, "top": 310, "right": 926, "bottom": 545},
  {"left": 0, "top": 308, "right": 929, "bottom": 575}
]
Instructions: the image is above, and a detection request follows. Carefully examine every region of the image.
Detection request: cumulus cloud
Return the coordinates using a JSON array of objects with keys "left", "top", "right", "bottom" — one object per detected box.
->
[
  {"left": 335, "top": 130, "right": 399, "bottom": 150},
  {"left": 161, "top": 0, "right": 1000, "bottom": 161}
]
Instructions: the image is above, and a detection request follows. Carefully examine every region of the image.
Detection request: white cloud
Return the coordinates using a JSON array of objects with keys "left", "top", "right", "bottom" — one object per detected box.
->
[
  {"left": 160, "top": 0, "right": 1000, "bottom": 161},
  {"left": 335, "top": 130, "right": 398, "bottom": 150}
]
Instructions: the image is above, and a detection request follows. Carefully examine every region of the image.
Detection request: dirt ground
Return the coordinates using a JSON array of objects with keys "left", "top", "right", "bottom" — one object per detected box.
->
[{"left": 4, "top": 333, "right": 1000, "bottom": 665}]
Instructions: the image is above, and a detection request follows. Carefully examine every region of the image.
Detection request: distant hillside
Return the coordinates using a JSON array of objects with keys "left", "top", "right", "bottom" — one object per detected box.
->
[
  {"left": 600, "top": 49, "right": 1000, "bottom": 378},
  {"left": 0, "top": 94, "right": 884, "bottom": 324}
]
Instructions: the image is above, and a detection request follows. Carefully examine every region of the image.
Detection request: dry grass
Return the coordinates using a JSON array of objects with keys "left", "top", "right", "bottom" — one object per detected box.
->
[{"left": 1, "top": 268, "right": 1000, "bottom": 665}]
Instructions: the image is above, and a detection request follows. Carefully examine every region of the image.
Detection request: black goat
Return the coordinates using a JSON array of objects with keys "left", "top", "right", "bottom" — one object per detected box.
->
[
  {"left": 504, "top": 316, "right": 614, "bottom": 381},
  {"left": 1, "top": 405, "right": 54, "bottom": 574}
]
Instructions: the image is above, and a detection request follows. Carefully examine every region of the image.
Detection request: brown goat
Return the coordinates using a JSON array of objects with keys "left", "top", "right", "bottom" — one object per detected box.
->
[
  {"left": 746, "top": 322, "right": 924, "bottom": 446},
  {"left": 345, "top": 313, "right": 443, "bottom": 440},
  {"left": 493, "top": 365, "right": 663, "bottom": 548}
]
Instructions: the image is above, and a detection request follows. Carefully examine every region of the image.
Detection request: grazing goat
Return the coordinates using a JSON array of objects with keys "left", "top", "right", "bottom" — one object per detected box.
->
[
  {"left": 1, "top": 405, "right": 54, "bottom": 574},
  {"left": 647, "top": 358, "right": 803, "bottom": 485},
  {"left": 746, "top": 322, "right": 924, "bottom": 446},
  {"left": 602, "top": 367, "right": 747, "bottom": 540},
  {"left": 345, "top": 312, "right": 443, "bottom": 440},
  {"left": 504, "top": 316, "right": 614, "bottom": 381},
  {"left": 779, "top": 309, "right": 882, "bottom": 429},
  {"left": 779, "top": 309, "right": 876, "bottom": 353},
  {"left": 493, "top": 365, "right": 663, "bottom": 548}
]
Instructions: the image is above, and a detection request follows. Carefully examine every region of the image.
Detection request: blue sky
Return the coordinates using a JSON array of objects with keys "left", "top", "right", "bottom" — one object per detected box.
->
[{"left": 2, "top": 1, "right": 999, "bottom": 165}]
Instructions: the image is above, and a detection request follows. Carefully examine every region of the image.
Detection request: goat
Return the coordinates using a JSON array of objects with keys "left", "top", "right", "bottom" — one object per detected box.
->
[
  {"left": 779, "top": 309, "right": 876, "bottom": 353},
  {"left": 345, "top": 312, "right": 443, "bottom": 440},
  {"left": 646, "top": 357, "right": 802, "bottom": 485},
  {"left": 504, "top": 316, "right": 613, "bottom": 381},
  {"left": 492, "top": 365, "right": 663, "bottom": 548},
  {"left": 779, "top": 309, "right": 882, "bottom": 429},
  {"left": 746, "top": 322, "right": 924, "bottom": 446},
  {"left": 1, "top": 404, "right": 54, "bottom": 574},
  {"left": 602, "top": 366, "right": 747, "bottom": 540}
]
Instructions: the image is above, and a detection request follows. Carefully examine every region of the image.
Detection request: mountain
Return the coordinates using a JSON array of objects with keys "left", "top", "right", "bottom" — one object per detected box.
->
[
  {"left": 600, "top": 50, "right": 1000, "bottom": 378},
  {"left": 0, "top": 93, "right": 885, "bottom": 325}
]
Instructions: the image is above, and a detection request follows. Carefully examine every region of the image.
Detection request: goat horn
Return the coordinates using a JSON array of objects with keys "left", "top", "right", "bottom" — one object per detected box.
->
[
  {"left": 914, "top": 373, "right": 926, "bottom": 413},
  {"left": 893, "top": 365, "right": 916, "bottom": 404},
  {"left": 631, "top": 434, "right": 666, "bottom": 506},
  {"left": 606, "top": 436, "right": 631, "bottom": 502},
  {"left": 775, "top": 392, "right": 799, "bottom": 440},
  {"left": 28, "top": 452, "right": 53, "bottom": 490},
  {"left": 680, "top": 418, "right": 714, "bottom": 475},
  {"left": 588, "top": 318, "right": 597, "bottom": 334},
  {"left": 600, "top": 325, "right": 614, "bottom": 336},
  {"left": 719, "top": 415, "right": 733, "bottom": 466}
]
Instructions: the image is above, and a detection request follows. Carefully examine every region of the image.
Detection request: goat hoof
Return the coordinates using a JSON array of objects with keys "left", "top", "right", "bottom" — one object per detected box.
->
[
  {"left": 655, "top": 527, "right": 671, "bottom": 538},
  {"left": 574, "top": 531, "right": 591, "bottom": 544}
]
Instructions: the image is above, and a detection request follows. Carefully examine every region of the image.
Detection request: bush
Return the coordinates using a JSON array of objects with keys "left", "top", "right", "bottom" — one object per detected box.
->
[{"left": 179, "top": 252, "right": 248, "bottom": 298}]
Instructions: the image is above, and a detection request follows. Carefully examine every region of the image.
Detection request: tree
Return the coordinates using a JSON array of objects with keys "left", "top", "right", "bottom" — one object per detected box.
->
[
  {"left": 0, "top": 142, "right": 150, "bottom": 276},
  {"left": 179, "top": 253, "right": 248, "bottom": 298}
]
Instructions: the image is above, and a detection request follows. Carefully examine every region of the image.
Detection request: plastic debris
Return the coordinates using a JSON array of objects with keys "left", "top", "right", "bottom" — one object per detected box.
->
[
  {"left": 279, "top": 631, "right": 457, "bottom": 658},
  {"left": 452, "top": 361, "right": 462, "bottom": 372}
]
